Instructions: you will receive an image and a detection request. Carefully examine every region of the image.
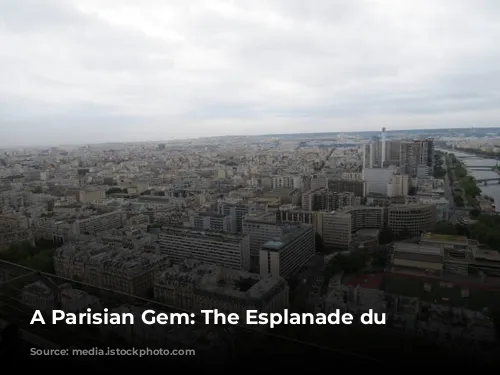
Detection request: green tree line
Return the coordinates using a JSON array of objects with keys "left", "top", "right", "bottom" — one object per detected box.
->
[
  {"left": 0, "top": 240, "right": 55, "bottom": 273},
  {"left": 105, "top": 187, "right": 128, "bottom": 195},
  {"left": 432, "top": 215, "right": 500, "bottom": 252},
  {"left": 433, "top": 152, "right": 447, "bottom": 179},
  {"left": 452, "top": 147, "right": 500, "bottom": 159},
  {"left": 447, "top": 153, "right": 481, "bottom": 208}
]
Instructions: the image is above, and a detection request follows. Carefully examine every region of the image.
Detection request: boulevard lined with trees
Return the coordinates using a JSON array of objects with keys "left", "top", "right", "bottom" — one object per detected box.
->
[{"left": 446, "top": 153, "right": 481, "bottom": 208}]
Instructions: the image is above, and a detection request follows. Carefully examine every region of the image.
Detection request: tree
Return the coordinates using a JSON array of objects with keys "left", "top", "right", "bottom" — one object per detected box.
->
[
  {"left": 1, "top": 241, "right": 36, "bottom": 262},
  {"left": 1, "top": 241, "right": 55, "bottom": 272},
  {"left": 105, "top": 187, "right": 123, "bottom": 195},
  {"left": 22, "top": 252, "right": 54, "bottom": 273},
  {"left": 235, "top": 277, "right": 255, "bottom": 292},
  {"left": 335, "top": 253, "right": 366, "bottom": 273},
  {"left": 372, "top": 250, "right": 388, "bottom": 268},
  {"left": 378, "top": 228, "right": 393, "bottom": 245},
  {"left": 454, "top": 195, "right": 464, "bottom": 207},
  {"left": 315, "top": 233, "right": 324, "bottom": 253},
  {"left": 469, "top": 209, "right": 481, "bottom": 218},
  {"left": 322, "top": 252, "right": 367, "bottom": 287},
  {"left": 490, "top": 310, "right": 500, "bottom": 340},
  {"left": 432, "top": 222, "right": 458, "bottom": 235},
  {"left": 468, "top": 215, "right": 500, "bottom": 251},
  {"left": 397, "top": 227, "right": 412, "bottom": 240},
  {"left": 432, "top": 152, "right": 447, "bottom": 178}
]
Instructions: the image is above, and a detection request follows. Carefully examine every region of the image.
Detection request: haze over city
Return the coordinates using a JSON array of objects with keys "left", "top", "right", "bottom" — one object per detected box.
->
[{"left": 1, "top": 0, "right": 500, "bottom": 146}]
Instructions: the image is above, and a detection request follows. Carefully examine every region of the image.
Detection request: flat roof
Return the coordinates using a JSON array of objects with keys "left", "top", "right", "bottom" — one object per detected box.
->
[
  {"left": 262, "top": 240, "right": 285, "bottom": 250},
  {"left": 261, "top": 225, "right": 312, "bottom": 251},
  {"left": 475, "top": 249, "right": 500, "bottom": 262},
  {"left": 383, "top": 273, "right": 500, "bottom": 310},
  {"left": 421, "top": 233, "right": 468, "bottom": 245}
]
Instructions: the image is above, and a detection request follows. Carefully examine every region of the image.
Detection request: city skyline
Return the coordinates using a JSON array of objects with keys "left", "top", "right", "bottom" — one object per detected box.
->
[{"left": 2, "top": 125, "right": 499, "bottom": 150}]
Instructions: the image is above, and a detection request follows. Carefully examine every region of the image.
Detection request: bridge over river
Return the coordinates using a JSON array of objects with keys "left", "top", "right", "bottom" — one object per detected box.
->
[{"left": 475, "top": 177, "right": 500, "bottom": 185}]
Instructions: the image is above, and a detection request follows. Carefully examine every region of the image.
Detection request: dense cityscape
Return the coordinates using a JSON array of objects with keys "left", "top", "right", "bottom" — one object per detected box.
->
[{"left": 1, "top": 127, "right": 500, "bottom": 367}]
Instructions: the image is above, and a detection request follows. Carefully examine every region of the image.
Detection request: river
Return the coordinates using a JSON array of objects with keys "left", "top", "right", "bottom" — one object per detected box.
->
[{"left": 437, "top": 149, "right": 500, "bottom": 212}]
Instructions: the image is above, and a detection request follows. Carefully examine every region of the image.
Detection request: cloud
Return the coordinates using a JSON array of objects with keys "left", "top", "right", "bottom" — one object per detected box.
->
[{"left": 0, "top": 0, "right": 500, "bottom": 145}]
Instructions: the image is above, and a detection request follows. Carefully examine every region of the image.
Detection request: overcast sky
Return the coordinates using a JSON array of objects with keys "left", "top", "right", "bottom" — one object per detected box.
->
[{"left": 1, "top": 0, "right": 500, "bottom": 146}]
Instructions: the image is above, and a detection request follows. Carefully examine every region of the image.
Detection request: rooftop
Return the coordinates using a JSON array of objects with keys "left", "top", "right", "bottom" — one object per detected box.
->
[
  {"left": 421, "top": 233, "right": 468, "bottom": 245},
  {"left": 262, "top": 225, "right": 312, "bottom": 251},
  {"left": 474, "top": 249, "right": 500, "bottom": 262},
  {"left": 394, "top": 242, "right": 443, "bottom": 256},
  {"left": 55, "top": 242, "right": 168, "bottom": 275},
  {"left": 383, "top": 273, "right": 500, "bottom": 311},
  {"left": 156, "top": 260, "right": 285, "bottom": 302},
  {"left": 195, "top": 212, "right": 227, "bottom": 218},
  {"left": 159, "top": 226, "right": 247, "bottom": 243}
]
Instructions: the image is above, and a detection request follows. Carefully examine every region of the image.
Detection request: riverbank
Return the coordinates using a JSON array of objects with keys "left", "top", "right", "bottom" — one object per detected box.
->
[
  {"left": 437, "top": 148, "right": 500, "bottom": 213},
  {"left": 446, "top": 153, "right": 481, "bottom": 209},
  {"left": 445, "top": 146, "right": 500, "bottom": 160}
]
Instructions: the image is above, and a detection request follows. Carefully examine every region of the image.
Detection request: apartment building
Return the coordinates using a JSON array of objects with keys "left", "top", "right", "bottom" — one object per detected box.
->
[
  {"left": 386, "top": 140, "right": 402, "bottom": 165},
  {"left": 327, "top": 179, "right": 366, "bottom": 197},
  {"left": 35, "top": 209, "right": 124, "bottom": 243},
  {"left": 345, "top": 206, "right": 386, "bottom": 231},
  {"left": 310, "top": 175, "right": 328, "bottom": 190},
  {"left": 271, "top": 175, "right": 302, "bottom": 189},
  {"left": 321, "top": 207, "right": 385, "bottom": 249},
  {"left": 322, "top": 212, "right": 352, "bottom": 248},
  {"left": 388, "top": 204, "right": 436, "bottom": 237},
  {"left": 0, "top": 213, "right": 29, "bottom": 229},
  {"left": 363, "top": 168, "right": 395, "bottom": 196},
  {"left": 154, "top": 260, "right": 289, "bottom": 326},
  {"left": 158, "top": 227, "right": 251, "bottom": 271},
  {"left": 217, "top": 201, "right": 249, "bottom": 233},
  {"left": 400, "top": 139, "right": 435, "bottom": 178},
  {"left": 341, "top": 172, "right": 363, "bottom": 181},
  {"left": 362, "top": 138, "right": 383, "bottom": 169},
  {"left": 260, "top": 225, "right": 315, "bottom": 278},
  {"left": 302, "top": 188, "right": 360, "bottom": 211},
  {"left": 54, "top": 244, "right": 169, "bottom": 296},
  {"left": 21, "top": 282, "right": 101, "bottom": 313},
  {"left": 276, "top": 208, "right": 315, "bottom": 225},
  {"left": 78, "top": 188, "right": 106, "bottom": 204},
  {"left": 99, "top": 228, "right": 156, "bottom": 250},
  {"left": 260, "top": 188, "right": 302, "bottom": 206},
  {"left": 126, "top": 214, "right": 150, "bottom": 227},
  {"left": 392, "top": 233, "right": 500, "bottom": 277},
  {"left": 388, "top": 174, "right": 411, "bottom": 197},
  {"left": 189, "top": 212, "right": 231, "bottom": 232},
  {"left": 242, "top": 217, "right": 290, "bottom": 271},
  {"left": 415, "top": 197, "right": 450, "bottom": 222},
  {"left": 400, "top": 141, "right": 421, "bottom": 177},
  {"left": 78, "top": 210, "right": 124, "bottom": 234}
]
